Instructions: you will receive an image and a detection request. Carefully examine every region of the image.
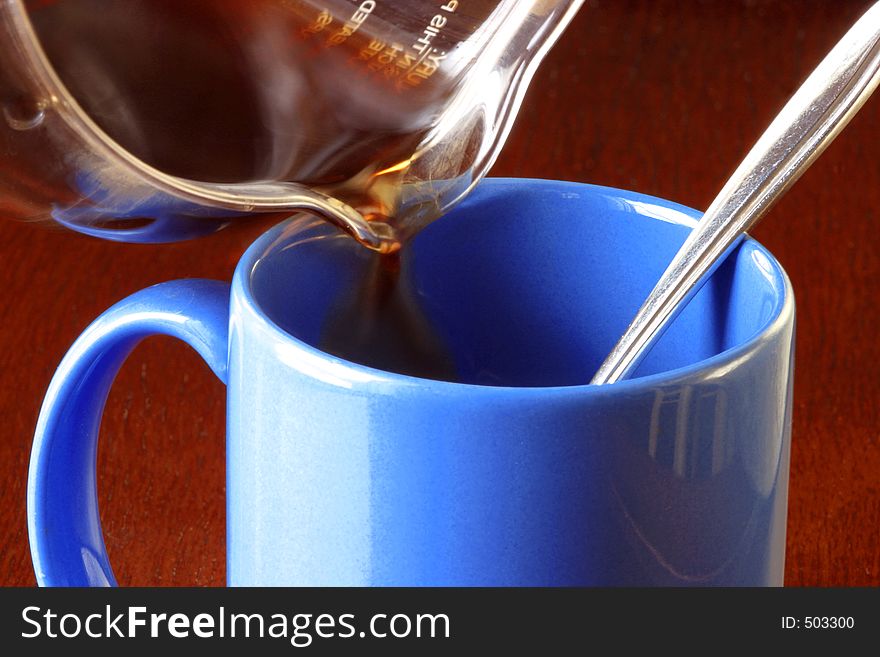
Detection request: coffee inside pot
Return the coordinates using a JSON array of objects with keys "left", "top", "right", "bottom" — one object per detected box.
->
[{"left": 3, "top": 0, "right": 583, "bottom": 246}]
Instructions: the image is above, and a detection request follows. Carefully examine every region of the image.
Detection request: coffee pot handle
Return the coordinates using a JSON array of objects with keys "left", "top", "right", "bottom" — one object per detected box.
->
[{"left": 27, "top": 279, "right": 230, "bottom": 586}]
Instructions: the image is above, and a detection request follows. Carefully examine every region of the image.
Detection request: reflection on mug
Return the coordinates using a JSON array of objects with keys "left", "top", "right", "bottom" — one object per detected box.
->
[{"left": 611, "top": 375, "right": 790, "bottom": 585}]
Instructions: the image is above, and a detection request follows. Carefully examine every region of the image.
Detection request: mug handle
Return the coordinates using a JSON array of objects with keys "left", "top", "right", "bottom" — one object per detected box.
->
[{"left": 27, "top": 279, "right": 230, "bottom": 586}]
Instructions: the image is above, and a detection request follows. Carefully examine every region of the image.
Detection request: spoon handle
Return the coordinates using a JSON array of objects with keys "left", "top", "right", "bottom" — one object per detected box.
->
[{"left": 590, "top": 2, "right": 880, "bottom": 385}]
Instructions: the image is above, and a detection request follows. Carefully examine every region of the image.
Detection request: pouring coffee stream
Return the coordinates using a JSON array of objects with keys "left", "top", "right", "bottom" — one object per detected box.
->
[{"left": 591, "top": 1, "right": 880, "bottom": 385}]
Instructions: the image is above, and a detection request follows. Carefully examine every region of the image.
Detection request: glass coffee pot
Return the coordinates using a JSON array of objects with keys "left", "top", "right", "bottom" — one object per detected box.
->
[{"left": 0, "top": 0, "right": 583, "bottom": 249}]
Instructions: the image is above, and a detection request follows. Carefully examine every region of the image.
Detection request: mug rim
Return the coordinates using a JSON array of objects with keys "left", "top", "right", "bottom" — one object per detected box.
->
[{"left": 231, "top": 178, "right": 795, "bottom": 394}]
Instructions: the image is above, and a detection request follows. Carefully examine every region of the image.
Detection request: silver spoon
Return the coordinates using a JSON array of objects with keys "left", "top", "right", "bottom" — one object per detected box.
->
[{"left": 591, "top": 2, "right": 880, "bottom": 385}]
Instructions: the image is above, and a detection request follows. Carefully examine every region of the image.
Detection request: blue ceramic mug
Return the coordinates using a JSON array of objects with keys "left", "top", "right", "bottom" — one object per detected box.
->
[{"left": 28, "top": 179, "right": 795, "bottom": 586}]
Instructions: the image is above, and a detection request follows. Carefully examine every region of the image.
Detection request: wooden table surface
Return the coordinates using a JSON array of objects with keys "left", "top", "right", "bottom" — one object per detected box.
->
[{"left": 1, "top": 0, "right": 878, "bottom": 586}]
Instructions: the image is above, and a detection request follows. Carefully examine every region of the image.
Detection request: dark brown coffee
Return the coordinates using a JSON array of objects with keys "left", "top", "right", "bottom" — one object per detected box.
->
[{"left": 319, "top": 250, "right": 457, "bottom": 381}]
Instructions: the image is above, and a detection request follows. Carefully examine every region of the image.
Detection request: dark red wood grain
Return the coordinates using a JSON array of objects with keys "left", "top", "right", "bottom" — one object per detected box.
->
[{"left": 1, "top": 0, "right": 878, "bottom": 586}]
